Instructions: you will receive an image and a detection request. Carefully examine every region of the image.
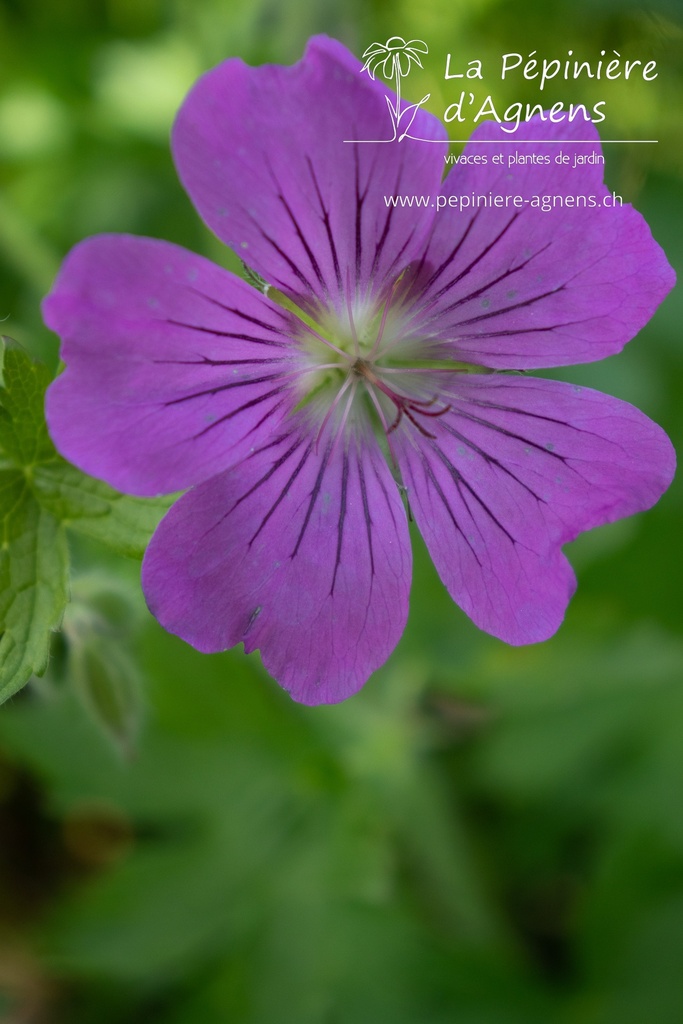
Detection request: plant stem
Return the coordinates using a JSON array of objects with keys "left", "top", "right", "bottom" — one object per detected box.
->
[{"left": 394, "top": 60, "right": 401, "bottom": 121}]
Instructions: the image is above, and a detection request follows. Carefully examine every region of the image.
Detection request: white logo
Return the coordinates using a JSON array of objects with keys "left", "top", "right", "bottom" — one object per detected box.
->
[{"left": 349, "top": 37, "right": 431, "bottom": 142}]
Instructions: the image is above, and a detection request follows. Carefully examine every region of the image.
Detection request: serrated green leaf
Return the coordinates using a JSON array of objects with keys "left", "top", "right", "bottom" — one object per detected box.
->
[
  {"left": 0, "top": 337, "right": 172, "bottom": 558},
  {"left": 0, "top": 338, "right": 172, "bottom": 703},
  {"left": 0, "top": 340, "right": 55, "bottom": 468},
  {"left": 32, "top": 461, "right": 173, "bottom": 558},
  {"left": 0, "top": 469, "right": 68, "bottom": 702}
]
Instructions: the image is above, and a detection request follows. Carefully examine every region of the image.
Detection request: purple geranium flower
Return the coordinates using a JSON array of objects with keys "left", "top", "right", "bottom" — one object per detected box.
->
[{"left": 43, "top": 36, "right": 675, "bottom": 705}]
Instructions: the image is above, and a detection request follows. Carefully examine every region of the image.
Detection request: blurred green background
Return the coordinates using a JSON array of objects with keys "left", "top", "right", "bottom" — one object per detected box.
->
[{"left": 1, "top": 0, "right": 682, "bottom": 1021}]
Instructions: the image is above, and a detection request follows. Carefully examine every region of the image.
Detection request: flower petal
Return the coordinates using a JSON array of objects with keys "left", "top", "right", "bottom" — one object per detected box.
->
[
  {"left": 172, "top": 35, "right": 446, "bottom": 315},
  {"left": 395, "top": 375, "right": 675, "bottom": 644},
  {"left": 43, "top": 235, "right": 306, "bottom": 496},
  {"left": 362, "top": 42, "right": 388, "bottom": 59},
  {"left": 142, "top": 423, "right": 412, "bottom": 704},
  {"left": 405, "top": 116, "right": 674, "bottom": 369}
]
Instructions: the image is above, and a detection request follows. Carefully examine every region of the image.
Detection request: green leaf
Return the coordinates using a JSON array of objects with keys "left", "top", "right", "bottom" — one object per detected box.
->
[
  {"left": 0, "top": 468, "right": 68, "bottom": 702},
  {"left": 59, "top": 582, "right": 147, "bottom": 757},
  {"left": 70, "top": 630, "right": 144, "bottom": 757},
  {"left": 32, "top": 461, "right": 173, "bottom": 559},
  {"left": 0, "top": 338, "right": 55, "bottom": 468},
  {"left": 0, "top": 338, "right": 172, "bottom": 702}
]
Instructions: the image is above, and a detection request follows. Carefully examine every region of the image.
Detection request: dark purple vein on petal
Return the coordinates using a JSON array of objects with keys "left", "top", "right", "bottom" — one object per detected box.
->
[
  {"left": 306, "top": 155, "right": 342, "bottom": 292},
  {"left": 370, "top": 163, "right": 403, "bottom": 281},
  {"left": 192, "top": 386, "right": 287, "bottom": 438},
  {"left": 383, "top": 231, "right": 422, "bottom": 285},
  {"left": 354, "top": 145, "right": 368, "bottom": 283},
  {"left": 419, "top": 209, "right": 482, "bottom": 294},
  {"left": 454, "top": 394, "right": 632, "bottom": 455},
  {"left": 411, "top": 446, "right": 483, "bottom": 567},
  {"left": 407, "top": 249, "right": 430, "bottom": 289},
  {"left": 185, "top": 288, "right": 292, "bottom": 333},
  {"left": 258, "top": 228, "right": 319, "bottom": 296},
  {"left": 244, "top": 399, "right": 288, "bottom": 442},
  {"left": 432, "top": 242, "right": 553, "bottom": 319},
  {"left": 445, "top": 404, "right": 568, "bottom": 460},
  {"left": 438, "top": 418, "right": 551, "bottom": 504},
  {"left": 373, "top": 459, "right": 404, "bottom": 537},
  {"left": 446, "top": 284, "right": 566, "bottom": 330},
  {"left": 408, "top": 211, "right": 529, "bottom": 333},
  {"left": 426, "top": 438, "right": 518, "bottom": 546},
  {"left": 164, "top": 373, "right": 284, "bottom": 406},
  {"left": 457, "top": 394, "right": 595, "bottom": 430},
  {"left": 292, "top": 444, "right": 333, "bottom": 558},
  {"left": 371, "top": 200, "right": 397, "bottom": 280},
  {"left": 274, "top": 183, "right": 328, "bottom": 292},
  {"left": 356, "top": 455, "right": 375, "bottom": 578},
  {"left": 192, "top": 431, "right": 291, "bottom": 544},
  {"left": 427, "top": 212, "right": 522, "bottom": 307},
  {"left": 245, "top": 441, "right": 313, "bottom": 545},
  {"left": 164, "top": 318, "right": 287, "bottom": 347},
  {"left": 153, "top": 356, "right": 287, "bottom": 366},
  {"left": 453, "top": 319, "right": 588, "bottom": 342},
  {"left": 255, "top": 222, "right": 318, "bottom": 295},
  {"left": 331, "top": 448, "right": 350, "bottom": 594}
]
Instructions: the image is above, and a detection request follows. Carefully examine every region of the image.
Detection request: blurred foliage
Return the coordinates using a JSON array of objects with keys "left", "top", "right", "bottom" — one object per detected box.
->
[
  {"left": 0, "top": 338, "right": 171, "bottom": 703},
  {"left": 0, "top": 0, "right": 682, "bottom": 1022}
]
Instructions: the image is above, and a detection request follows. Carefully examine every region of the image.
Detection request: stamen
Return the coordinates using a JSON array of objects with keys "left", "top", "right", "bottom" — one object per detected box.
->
[
  {"left": 364, "top": 372, "right": 451, "bottom": 440},
  {"left": 367, "top": 274, "right": 405, "bottom": 362},
  {"left": 281, "top": 362, "right": 344, "bottom": 381},
  {"left": 328, "top": 379, "right": 359, "bottom": 463},
  {"left": 379, "top": 366, "right": 467, "bottom": 374},
  {"left": 298, "top": 318, "right": 353, "bottom": 362},
  {"left": 387, "top": 404, "right": 404, "bottom": 434},
  {"left": 391, "top": 405, "right": 436, "bottom": 439},
  {"left": 406, "top": 396, "right": 451, "bottom": 419},
  {"left": 365, "top": 381, "right": 399, "bottom": 469},
  {"left": 314, "top": 372, "right": 354, "bottom": 453},
  {"left": 345, "top": 268, "right": 360, "bottom": 359}
]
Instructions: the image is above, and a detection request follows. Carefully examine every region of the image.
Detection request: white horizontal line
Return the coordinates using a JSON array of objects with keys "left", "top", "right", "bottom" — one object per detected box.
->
[
  {"left": 345, "top": 139, "right": 658, "bottom": 144},
  {"left": 445, "top": 140, "right": 658, "bottom": 144}
]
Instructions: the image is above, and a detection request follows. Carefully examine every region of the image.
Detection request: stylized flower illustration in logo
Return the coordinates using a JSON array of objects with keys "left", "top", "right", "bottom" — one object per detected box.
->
[
  {"left": 43, "top": 37, "right": 675, "bottom": 705},
  {"left": 361, "top": 36, "right": 429, "bottom": 138},
  {"left": 362, "top": 36, "right": 428, "bottom": 83}
]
